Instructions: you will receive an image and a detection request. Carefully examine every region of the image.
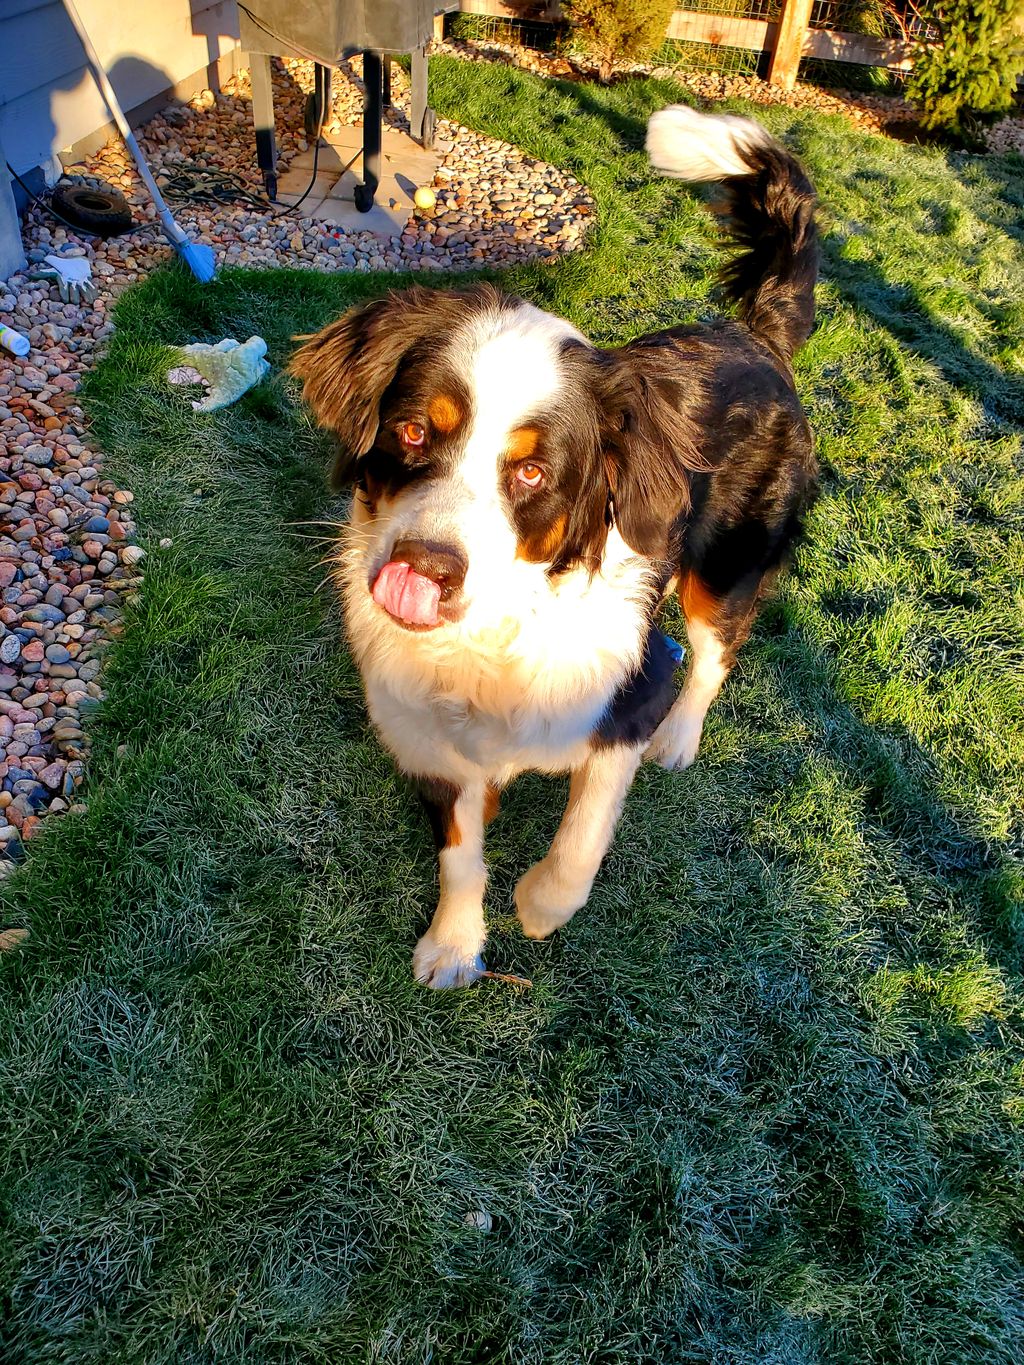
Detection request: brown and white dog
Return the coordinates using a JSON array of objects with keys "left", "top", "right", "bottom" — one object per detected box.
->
[{"left": 290, "top": 106, "right": 819, "bottom": 987}]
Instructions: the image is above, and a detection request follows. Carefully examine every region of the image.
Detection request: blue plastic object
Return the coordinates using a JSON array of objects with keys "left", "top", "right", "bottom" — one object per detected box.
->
[{"left": 660, "top": 631, "right": 686, "bottom": 666}]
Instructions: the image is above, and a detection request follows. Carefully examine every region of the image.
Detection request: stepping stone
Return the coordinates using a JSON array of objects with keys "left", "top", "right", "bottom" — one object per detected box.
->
[{"left": 276, "top": 126, "right": 440, "bottom": 237}]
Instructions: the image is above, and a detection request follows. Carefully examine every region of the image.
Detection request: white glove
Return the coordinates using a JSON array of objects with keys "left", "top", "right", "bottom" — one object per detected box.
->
[{"left": 31, "top": 254, "right": 97, "bottom": 305}]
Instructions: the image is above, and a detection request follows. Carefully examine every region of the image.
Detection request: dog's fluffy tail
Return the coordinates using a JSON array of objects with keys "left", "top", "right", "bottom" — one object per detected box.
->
[{"left": 646, "top": 104, "right": 818, "bottom": 361}]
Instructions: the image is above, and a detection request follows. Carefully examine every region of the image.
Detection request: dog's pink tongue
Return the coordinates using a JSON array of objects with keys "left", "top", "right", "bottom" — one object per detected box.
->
[{"left": 372, "top": 561, "right": 441, "bottom": 626}]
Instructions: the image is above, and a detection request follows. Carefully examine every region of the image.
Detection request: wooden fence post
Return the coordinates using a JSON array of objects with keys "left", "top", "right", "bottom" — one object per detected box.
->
[{"left": 768, "top": 0, "right": 815, "bottom": 90}]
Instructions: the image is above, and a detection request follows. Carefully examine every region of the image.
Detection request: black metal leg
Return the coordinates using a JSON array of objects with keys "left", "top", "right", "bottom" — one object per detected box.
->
[
  {"left": 354, "top": 50, "right": 382, "bottom": 213},
  {"left": 316, "top": 62, "right": 331, "bottom": 129},
  {"left": 251, "top": 53, "right": 278, "bottom": 200},
  {"left": 304, "top": 63, "right": 332, "bottom": 138},
  {"left": 411, "top": 46, "right": 434, "bottom": 148}
]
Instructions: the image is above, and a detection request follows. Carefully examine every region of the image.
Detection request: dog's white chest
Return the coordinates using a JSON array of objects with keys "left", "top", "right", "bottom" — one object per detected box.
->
[
  {"left": 364, "top": 672, "right": 605, "bottom": 782},
  {"left": 343, "top": 526, "right": 656, "bottom": 783}
]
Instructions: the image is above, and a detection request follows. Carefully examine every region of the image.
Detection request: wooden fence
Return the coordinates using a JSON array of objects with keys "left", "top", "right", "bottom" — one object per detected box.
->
[{"left": 445, "top": 0, "right": 914, "bottom": 90}]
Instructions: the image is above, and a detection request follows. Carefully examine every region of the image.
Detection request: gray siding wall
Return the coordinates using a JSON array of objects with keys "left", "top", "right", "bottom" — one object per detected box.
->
[{"left": 0, "top": 0, "right": 240, "bottom": 174}]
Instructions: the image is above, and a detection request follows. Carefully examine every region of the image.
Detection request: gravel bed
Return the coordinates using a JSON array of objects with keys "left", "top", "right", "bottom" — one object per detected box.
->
[
  {"left": 84, "top": 56, "right": 592, "bottom": 272},
  {"left": 0, "top": 256, "right": 129, "bottom": 872}
]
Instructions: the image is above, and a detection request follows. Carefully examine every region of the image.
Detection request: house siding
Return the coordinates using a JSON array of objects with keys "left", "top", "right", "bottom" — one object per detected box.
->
[{"left": 0, "top": 0, "right": 241, "bottom": 174}]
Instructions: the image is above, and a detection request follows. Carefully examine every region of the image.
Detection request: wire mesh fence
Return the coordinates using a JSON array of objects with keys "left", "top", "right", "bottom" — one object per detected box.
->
[
  {"left": 663, "top": 0, "right": 775, "bottom": 76},
  {"left": 447, "top": 13, "right": 561, "bottom": 51},
  {"left": 449, "top": 8, "right": 768, "bottom": 75},
  {"left": 658, "top": 37, "right": 762, "bottom": 76},
  {"left": 798, "top": 55, "right": 906, "bottom": 89},
  {"left": 673, "top": 0, "right": 781, "bottom": 18},
  {"left": 809, "top": 0, "right": 906, "bottom": 36},
  {"left": 445, "top": 2, "right": 912, "bottom": 86},
  {"left": 672, "top": 0, "right": 902, "bottom": 33},
  {"left": 450, "top": 12, "right": 770, "bottom": 76}
]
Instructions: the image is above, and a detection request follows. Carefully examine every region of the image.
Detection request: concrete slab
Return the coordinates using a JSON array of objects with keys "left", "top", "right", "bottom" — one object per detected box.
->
[
  {"left": 308, "top": 195, "right": 409, "bottom": 237},
  {"left": 282, "top": 124, "right": 439, "bottom": 237},
  {"left": 275, "top": 168, "right": 338, "bottom": 203},
  {"left": 286, "top": 142, "right": 363, "bottom": 180},
  {"left": 326, "top": 124, "right": 430, "bottom": 156}
]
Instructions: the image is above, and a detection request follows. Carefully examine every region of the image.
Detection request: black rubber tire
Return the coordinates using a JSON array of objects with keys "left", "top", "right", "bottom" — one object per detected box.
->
[{"left": 49, "top": 182, "right": 133, "bottom": 238}]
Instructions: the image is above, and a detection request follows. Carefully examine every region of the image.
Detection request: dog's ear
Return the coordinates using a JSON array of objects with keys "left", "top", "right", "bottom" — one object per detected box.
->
[
  {"left": 538, "top": 343, "right": 616, "bottom": 574},
  {"left": 289, "top": 286, "right": 457, "bottom": 485},
  {"left": 602, "top": 349, "right": 702, "bottom": 560}
]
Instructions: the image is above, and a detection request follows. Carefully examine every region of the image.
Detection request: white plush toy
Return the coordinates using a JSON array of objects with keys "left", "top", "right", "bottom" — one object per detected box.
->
[{"left": 167, "top": 336, "right": 270, "bottom": 411}]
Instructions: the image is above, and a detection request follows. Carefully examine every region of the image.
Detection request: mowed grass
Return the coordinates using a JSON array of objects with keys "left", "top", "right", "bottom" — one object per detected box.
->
[{"left": 1, "top": 58, "right": 1023, "bottom": 1363}]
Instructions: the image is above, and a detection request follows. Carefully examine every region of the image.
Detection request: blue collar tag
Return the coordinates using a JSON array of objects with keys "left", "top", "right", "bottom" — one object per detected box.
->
[{"left": 659, "top": 631, "right": 686, "bottom": 665}]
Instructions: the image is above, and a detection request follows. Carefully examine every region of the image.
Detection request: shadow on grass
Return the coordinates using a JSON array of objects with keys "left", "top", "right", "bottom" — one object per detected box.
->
[
  {"left": 952, "top": 150, "right": 1024, "bottom": 249},
  {"left": 821, "top": 240, "right": 1024, "bottom": 425},
  {"left": 756, "top": 600, "right": 1022, "bottom": 975}
]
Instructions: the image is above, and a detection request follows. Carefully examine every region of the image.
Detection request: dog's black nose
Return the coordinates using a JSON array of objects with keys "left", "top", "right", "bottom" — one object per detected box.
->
[{"left": 390, "top": 538, "right": 468, "bottom": 597}]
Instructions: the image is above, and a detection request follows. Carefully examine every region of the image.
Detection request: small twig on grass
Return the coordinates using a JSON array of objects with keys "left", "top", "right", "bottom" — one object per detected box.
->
[{"left": 480, "top": 969, "right": 533, "bottom": 988}]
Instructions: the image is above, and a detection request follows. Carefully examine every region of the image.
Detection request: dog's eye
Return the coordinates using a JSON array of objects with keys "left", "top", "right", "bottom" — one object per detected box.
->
[
  {"left": 399, "top": 421, "right": 426, "bottom": 447},
  {"left": 516, "top": 463, "right": 544, "bottom": 488}
]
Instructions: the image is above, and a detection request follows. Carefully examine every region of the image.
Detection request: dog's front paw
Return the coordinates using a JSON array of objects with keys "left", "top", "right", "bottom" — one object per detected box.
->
[
  {"left": 645, "top": 714, "right": 702, "bottom": 772},
  {"left": 515, "top": 859, "right": 588, "bottom": 940},
  {"left": 412, "top": 931, "right": 485, "bottom": 989}
]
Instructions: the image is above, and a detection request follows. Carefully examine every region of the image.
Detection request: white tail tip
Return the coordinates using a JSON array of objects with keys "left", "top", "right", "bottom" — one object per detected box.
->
[{"left": 646, "top": 105, "right": 772, "bottom": 183}]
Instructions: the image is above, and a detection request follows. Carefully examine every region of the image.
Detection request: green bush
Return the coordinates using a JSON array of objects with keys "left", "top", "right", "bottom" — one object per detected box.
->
[
  {"left": 565, "top": 0, "right": 677, "bottom": 81},
  {"left": 908, "top": 0, "right": 1024, "bottom": 140}
]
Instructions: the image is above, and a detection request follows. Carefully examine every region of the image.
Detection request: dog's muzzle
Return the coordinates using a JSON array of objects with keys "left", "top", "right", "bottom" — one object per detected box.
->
[{"left": 371, "top": 537, "right": 468, "bottom": 628}]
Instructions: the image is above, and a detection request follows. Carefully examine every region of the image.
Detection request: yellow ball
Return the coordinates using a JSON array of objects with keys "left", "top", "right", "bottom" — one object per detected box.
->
[{"left": 413, "top": 186, "right": 437, "bottom": 211}]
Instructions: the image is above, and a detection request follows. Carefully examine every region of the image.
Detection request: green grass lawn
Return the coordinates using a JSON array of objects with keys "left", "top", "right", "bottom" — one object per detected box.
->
[{"left": 1, "top": 59, "right": 1022, "bottom": 1363}]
